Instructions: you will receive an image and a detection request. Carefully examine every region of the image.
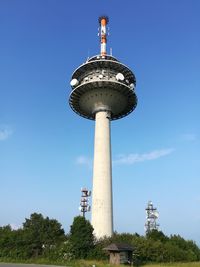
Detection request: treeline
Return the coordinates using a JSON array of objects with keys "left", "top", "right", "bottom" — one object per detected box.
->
[{"left": 0, "top": 213, "right": 200, "bottom": 265}]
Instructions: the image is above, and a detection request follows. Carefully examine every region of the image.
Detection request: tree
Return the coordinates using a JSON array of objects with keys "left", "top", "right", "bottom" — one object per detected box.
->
[
  {"left": 0, "top": 225, "right": 12, "bottom": 257},
  {"left": 69, "top": 216, "right": 94, "bottom": 259},
  {"left": 23, "top": 213, "right": 65, "bottom": 257},
  {"left": 146, "top": 229, "right": 168, "bottom": 242}
]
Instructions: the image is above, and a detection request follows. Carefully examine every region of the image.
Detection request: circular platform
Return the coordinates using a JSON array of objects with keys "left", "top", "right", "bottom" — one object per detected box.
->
[{"left": 69, "top": 55, "right": 137, "bottom": 120}]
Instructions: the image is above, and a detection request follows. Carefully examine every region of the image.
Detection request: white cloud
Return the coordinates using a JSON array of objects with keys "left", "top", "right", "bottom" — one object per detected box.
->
[
  {"left": 0, "top": 126, "right": 13, "bottom": 141},
  {"left": 76, "top": 148, "right": 174, "bottom": 168},
  {"left": 76, "top": 156, "right": 93, "bottom": 168},
  {"left": 113, "top": 148, "right": 174, "bottom": 165}
]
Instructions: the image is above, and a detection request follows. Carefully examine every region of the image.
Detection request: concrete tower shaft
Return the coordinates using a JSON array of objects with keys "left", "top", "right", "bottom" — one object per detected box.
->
[
  {"left": 69, "top": 17, "right": 137, "bottom": 238},
  {"left": 92, "top": 110, "right": 113, "bottom": 237}
]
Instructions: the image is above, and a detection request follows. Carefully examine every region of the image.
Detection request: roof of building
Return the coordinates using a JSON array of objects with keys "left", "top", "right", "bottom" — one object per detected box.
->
[{"left": 103, "top": 243, "right": 133, "bottom": 252}]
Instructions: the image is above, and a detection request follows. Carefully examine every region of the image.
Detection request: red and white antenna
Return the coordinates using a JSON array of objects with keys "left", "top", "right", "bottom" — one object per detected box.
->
[{"left": 99, "top": 16, "right": 109, "bottom": 57}]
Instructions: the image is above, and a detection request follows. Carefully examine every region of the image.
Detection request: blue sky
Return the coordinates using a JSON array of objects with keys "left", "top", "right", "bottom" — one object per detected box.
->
[{"left": 0, "top": 0, "right": 200, "bottom": 244}]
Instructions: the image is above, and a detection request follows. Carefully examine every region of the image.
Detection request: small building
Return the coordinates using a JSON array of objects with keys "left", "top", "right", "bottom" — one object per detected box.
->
[{"left": 104, "top": 243, "right": 133, "bottom": 265}]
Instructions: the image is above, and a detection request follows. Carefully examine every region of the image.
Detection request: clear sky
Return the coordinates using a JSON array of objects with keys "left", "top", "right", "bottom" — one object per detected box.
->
[{"left": 0, "top": 0, "right": 200, "bottom": 244}]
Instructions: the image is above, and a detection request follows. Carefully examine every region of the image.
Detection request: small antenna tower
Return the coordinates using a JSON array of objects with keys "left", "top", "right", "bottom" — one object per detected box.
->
[
  {"left": 145, "top": 201, "right": 159, "bottom": 234},
  {"left": 79, "top": 188, "right": 91, "bottom": 217}
]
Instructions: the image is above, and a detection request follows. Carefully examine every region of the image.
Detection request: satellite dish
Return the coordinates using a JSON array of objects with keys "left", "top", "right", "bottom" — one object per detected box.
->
[
  {"left": 153, "top": 211, "right": 159, "bottom": 218},
  {"left": 116, "top": 73, "right": 125, "bottom": 81},
  {"left": 130, "top": 83, "right": 135, "bottom": 89},
  {"left": 70, "top": 78, "right": 79, "bottom": 87}
]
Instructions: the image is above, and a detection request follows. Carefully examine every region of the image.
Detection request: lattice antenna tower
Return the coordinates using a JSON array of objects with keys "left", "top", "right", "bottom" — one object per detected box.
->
[
  {"left": 79, "top": 188, "right": 91, "bottom": 217},
  {"left": 145, "top": 201, "right": 159, "bottom": 234}
]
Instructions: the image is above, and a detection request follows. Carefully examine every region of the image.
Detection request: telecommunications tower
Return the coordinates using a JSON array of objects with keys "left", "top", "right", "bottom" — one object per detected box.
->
[
  {"left": 145, "top": 201, "right": 159, "bottom": 234},
  {"left": 69, "top": 16, "right": 137, "bottom": 238}
]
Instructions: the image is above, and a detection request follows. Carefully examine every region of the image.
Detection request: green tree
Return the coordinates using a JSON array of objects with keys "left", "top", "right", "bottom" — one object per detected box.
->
[
  {"left": 0, "top": 225, "right": 13, "bottom": 257},
  {"left": 69, "top": 216, "right": 94, "bottom": 259},
  {"left": 23, "top": 213, "right": 65, "bottom": 257},
  {"left": 169, "top": 235, "right": 200, "bottom": 261},
  {"left": 147, "top": 229, "right": 168, "bottom": 242}
]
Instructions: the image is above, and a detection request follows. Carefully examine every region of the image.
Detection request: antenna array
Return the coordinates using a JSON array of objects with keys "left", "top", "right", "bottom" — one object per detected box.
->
[
  {"left": 79, "top": 188, "right": 91, "bottom": 217},
  {"left": 145, "top": 201, "right": 159, "bottom": 234}
]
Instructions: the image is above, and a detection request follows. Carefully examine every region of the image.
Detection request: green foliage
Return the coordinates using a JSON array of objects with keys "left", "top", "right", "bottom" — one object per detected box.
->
[
  {"left": 69, "top": 216, "right": 94, "bottom": 259},
  {"left": 0, "top": 214, "right": 200, "bottom": 265},
  {"left": 147, "top": 229, "right": 169, "bottom": 242},
  {"left": 0, "top": 213, "right": 65, "bottom": 260},
  {"left": 42, "top": 240, "right": 75, "bottom": 262},
  {"left": 87, "top": 230, "right": 200, "bottom": 264},
  {"left": 23, "top": 213, "right": 65, "bottom": 257}
]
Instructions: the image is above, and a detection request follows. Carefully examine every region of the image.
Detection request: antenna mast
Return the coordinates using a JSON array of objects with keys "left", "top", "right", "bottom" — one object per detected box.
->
[
  {"left": 79, "top": 188, "right": 91, "bottom": 217},
  {"left": 99, "top": 16, "right": 109, "bottom": 57},
  {"left": 145, "top": 201, "right": 159, "bottom": 234}
]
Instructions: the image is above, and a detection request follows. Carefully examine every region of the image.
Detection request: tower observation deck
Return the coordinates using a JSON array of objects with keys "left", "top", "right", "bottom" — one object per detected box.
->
[{"left": 69, "top": 16, "right": 137, "bottom": 238}]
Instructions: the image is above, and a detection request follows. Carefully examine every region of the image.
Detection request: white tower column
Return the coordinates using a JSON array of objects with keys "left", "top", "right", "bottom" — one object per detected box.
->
[{"left": 91, "top": 110, "right": 113, "bottom": 238}]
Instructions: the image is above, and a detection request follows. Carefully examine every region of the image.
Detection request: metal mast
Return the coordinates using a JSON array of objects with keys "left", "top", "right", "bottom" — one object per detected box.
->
[
  {"left": 79, "top": 188, "right": 91, "bottom": 217},
  {"left": 145, "top": 201, "right": 159, "bottom": 234},
  {"left": 99, "top": 16, "right": 109, "bottom": 56}
]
